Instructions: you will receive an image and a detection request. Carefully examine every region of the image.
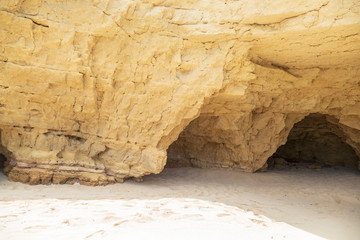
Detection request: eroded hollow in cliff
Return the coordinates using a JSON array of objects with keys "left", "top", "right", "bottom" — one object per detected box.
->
[
  {"left": 0, "top": 130, "right": 9, "bottom": 173},
  {"left": 0, "top": 153, "right": 6, "bottom": 170},
  {"left": 268, "top": 113, "right": 359, "bottom": 169},
  {"left": 166, "top": 112, "right": 360, "bottom": 171}
]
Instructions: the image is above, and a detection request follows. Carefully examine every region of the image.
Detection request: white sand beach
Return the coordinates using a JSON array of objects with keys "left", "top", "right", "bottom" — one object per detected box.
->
[{"left": 0, "top": 166, "right": 359, "bottom": 240}]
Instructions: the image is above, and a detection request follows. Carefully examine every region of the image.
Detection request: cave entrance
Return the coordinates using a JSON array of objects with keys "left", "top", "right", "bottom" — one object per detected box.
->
[
  {"left": 0, "top": 130, "right": 9, "bottom": 176},
  {"left": 166, "top": 112, "right": 359, "bottom": 171},
  {"left": 0, "top": 153, "right": 5, "bottom": 171},
  {"left": 267, "top": 113, "right": 359, "bottom": 170}
]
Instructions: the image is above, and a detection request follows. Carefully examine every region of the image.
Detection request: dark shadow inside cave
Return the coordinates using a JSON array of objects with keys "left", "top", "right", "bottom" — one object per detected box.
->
[
  {"left": 0, "top": 153, "right": 6, "bottom": 170},
  {"left": 0, "top": 130, "right": 9, "bottom": 175},
  {"left": 267, "top": 113, "right": 359, "bottom": 170}
]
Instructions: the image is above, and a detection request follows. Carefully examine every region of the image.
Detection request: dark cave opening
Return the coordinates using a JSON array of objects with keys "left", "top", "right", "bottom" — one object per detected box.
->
[
  {"left": 0, "top": 153, "right": 5, "bottom": 170},
  {"left": 0, "top": 130, "right": 9, "bottom": 173},
  {"left": 0, "top": 153, "right": 6, "bottom": 178},
  {"left": 267, "top": 113, "right": 359, "bottom": 170}
]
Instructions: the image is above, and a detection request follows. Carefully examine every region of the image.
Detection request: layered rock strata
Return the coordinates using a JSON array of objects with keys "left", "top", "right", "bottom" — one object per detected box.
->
[{"left": 0, "top": 0, "right": 359, "bottom": 184}]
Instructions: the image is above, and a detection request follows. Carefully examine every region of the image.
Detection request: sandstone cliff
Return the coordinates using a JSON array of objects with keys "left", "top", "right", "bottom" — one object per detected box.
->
[{"left": 0, "top": 0, "right": 359, "bottom": 185}]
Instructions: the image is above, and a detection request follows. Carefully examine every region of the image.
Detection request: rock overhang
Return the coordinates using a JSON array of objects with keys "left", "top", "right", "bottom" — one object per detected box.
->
[{"left": 0, "top": 0, "right": 359, "bottom": 185}]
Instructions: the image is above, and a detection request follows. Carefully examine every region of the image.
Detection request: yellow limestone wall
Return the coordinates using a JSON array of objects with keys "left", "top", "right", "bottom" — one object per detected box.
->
[{"left": 0, "top": 0, "right": 359, "bottom": 185}]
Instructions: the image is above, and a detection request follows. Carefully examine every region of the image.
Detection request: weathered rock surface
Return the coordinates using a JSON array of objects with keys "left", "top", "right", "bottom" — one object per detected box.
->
[{"left": 0, "top": 0, "right": 359, "bottom": 185}]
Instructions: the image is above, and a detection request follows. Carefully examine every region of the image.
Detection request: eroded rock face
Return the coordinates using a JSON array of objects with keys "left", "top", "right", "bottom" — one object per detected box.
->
[{"left": 0, "top": 0, "right": 359, "bottom": 184}]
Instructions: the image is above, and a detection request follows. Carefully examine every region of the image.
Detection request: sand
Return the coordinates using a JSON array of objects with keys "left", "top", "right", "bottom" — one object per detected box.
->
[{"left": 0, "top": 166, "right": 359, "bottom": 240}]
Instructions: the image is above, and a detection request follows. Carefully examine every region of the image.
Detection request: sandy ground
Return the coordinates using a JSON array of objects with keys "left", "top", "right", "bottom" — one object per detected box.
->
[{"left": 0, "top": 166, "right": 359, "bottom": 240}]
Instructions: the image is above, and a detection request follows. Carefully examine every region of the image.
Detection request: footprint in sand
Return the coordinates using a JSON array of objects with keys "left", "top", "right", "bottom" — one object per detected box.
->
[
  {"left": 102, "top": 215, "right": 122, "bottom": 223},
  {"left": 161, "top": 209, "right": 175, "bottom": 217},
  {"left": 216, "top": 213, "right": 231, "bottom": 217},
  {"left": 123, "top": 203, "right": 134, "bottom": 207},
  {"left": 134, "top": 215, "right": 154, "bottom": 223},
  {"left": 113, "top": 220, "right": 128, "bottom": 226},
  {"left": 85, "top": 230, "right": 105, "bottom": 239},
  {"left": 249, "top": 218, "right": 267, "bottom": 227}
]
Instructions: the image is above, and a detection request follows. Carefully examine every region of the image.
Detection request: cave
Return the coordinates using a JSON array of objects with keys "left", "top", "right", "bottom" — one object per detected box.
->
[
  {"left": 268, "top": 113, "right": 360, "bottom": 170},
  {"left": 166, "top": 112, "right": 360, "bottom": 171},
  {"left": 0, "top": 130, "right": 9, "bottom": 173},
  {"left": 0, "top": 153, "right": 5, "bottom": 170}
]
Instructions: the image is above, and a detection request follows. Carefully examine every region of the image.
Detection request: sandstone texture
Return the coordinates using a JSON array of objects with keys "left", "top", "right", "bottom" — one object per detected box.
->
[{"left": 0, "top": 0, "right": 359, "bottom": 185}]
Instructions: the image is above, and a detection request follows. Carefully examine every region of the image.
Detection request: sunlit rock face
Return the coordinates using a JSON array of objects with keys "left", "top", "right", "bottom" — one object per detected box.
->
[{"left": 0, "top": 0, "right": 359, "bottom": 185}]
